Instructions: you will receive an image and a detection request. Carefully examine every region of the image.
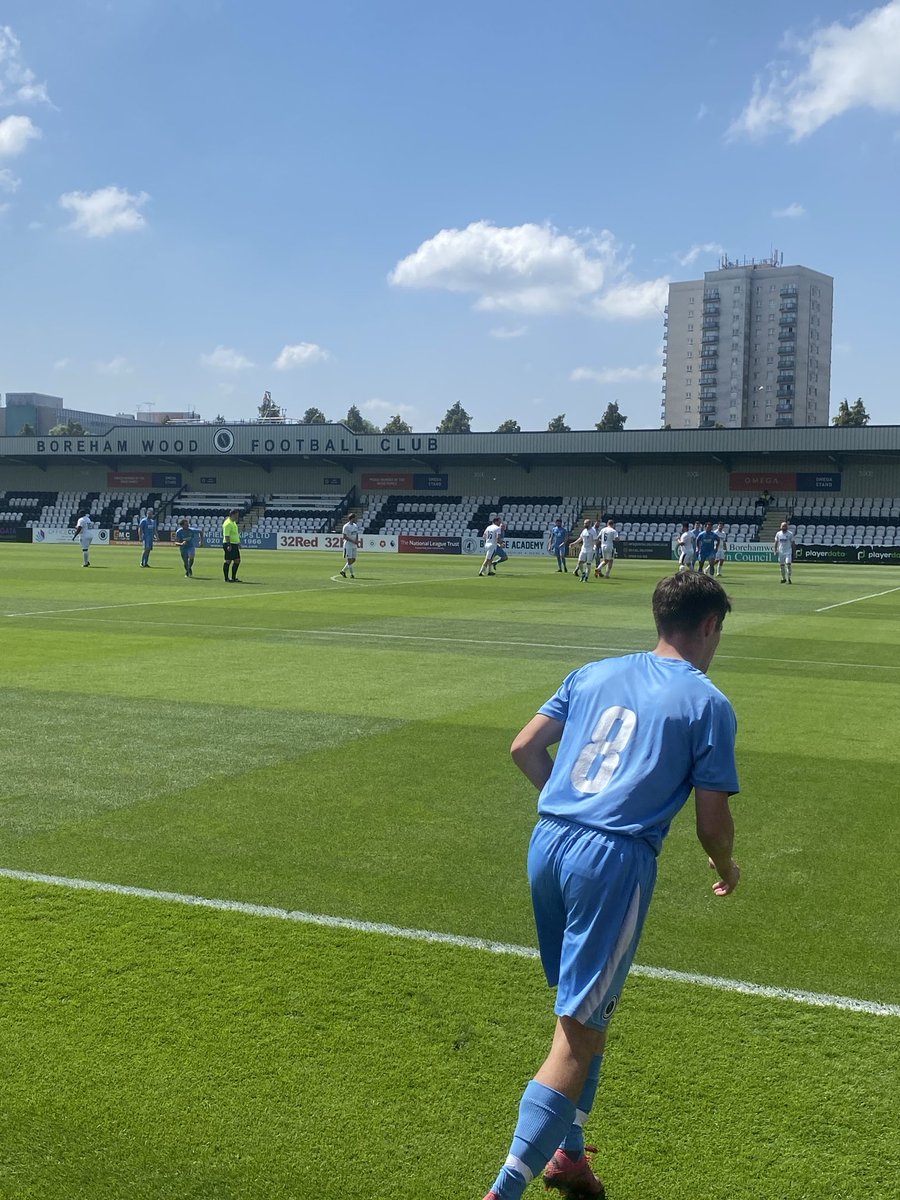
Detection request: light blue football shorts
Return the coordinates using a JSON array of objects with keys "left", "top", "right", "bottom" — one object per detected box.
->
[{"left": 528, "top": 816, "right": 658, "bottom": 1030}]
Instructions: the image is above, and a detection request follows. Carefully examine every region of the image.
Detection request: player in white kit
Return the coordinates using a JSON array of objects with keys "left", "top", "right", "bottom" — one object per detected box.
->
[
  {"left": 713, "top": 522, "right": 727, "bottom": 577},
  {"left": 677, "top": 524, "right": 696, "bottom": 573},
  {"left": 773, "top": 521, "right": 796, "bottom": 584},
  {"left": 479, "top": 516, "right": 503, "bottom": 577},
  {"left": 574, "top": 520, "right": 598, "bottom": 583},
  {"left": 595, "top": 520, "right": 619, "bottom": 579},
  {"left": 72, "top": 512, "right": 94, "bottom": 567},
  {"left": 340, "top": 513, "right": 360, "bottom": 578}
]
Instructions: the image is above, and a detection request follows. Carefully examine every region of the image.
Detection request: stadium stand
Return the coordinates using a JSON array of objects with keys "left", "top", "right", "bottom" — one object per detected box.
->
[
  {"left": 0, "top": 489, "right": 177, "bottom": 532},
  {"left": 8, "top": 486, "right": 899, "bottom": 549},
  {"left": 787, "top": 495, "right": 900, "bottom": 545},
  {"left": 362, "top": 494, "right": 581, "bottom": 539},
  {"left": 159, "top": 492, "right": 254, "bottom": 542},
  {"left": 467, "top": 496, "right": 580, "bottom": 538},
  {"left": 251, "top": 493, "right": 346, "bottom": 536},
  {"left": 596, "top": 495, "right": 762, "bottom": 543}
]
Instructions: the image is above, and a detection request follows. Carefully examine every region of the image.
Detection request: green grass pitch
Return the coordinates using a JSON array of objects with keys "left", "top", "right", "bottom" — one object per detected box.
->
[{"left": 1, "top": 542, "right": 898, "bottom": 1199}]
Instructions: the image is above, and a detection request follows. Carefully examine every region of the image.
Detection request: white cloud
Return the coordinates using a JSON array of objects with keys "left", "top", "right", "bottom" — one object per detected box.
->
[
  {"left": 772, "top": 202, "right": 806, "bottom": 218},
  {"left": 53, "top": 358, "right": 70, "bottom": 370},
  {"left": 59, "top": 186, "right": 149, "bottom": 237},
  {"left": 730, "top": 2, "right": 900, "bottom": 140},
  {"left": 363, "top": 398, "right": 415, "bottom": 415},
  {"left": 0, "top": 27, "right": 51, "bottom": 107},
  {"left": 489, "top": 325, "right": 528, "bottom": 339},
  {"left": 272, "top": 342, "right": 329, "bottom": 370},
  {"left": 390, "top": 220, "right": 611, "bottom": 313},
  {"left": 677, "top": 242, "right": 724, "bottom": 267},
  {"left": 0, "top": 113, "right": 39, "bottom": 157},
  {"left": 362, "top": 400, "right": 415, "bottom": 415},
  {"left": 0, "top": 166, "right": 19, "bottom": 190},
  {"left": 201, "top": 345, "right": 255, "bottom": 371},
  {"left": 696, "top": 103, "right": 709, "bottom": 121},
  {"left": 96, "top": 356, "right": 134, "bottom": 376},
  {"left": 592, "top": 278, "right": 669, "bottom": 320},
  {"left": 571, "top": 363, "right": 661, "bottom": 384},
  {"left": 389, "top": 220, "right": 666, "bottom": 320}
]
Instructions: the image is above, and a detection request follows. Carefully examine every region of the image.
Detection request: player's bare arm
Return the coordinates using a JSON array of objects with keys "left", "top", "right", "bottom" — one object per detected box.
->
[
  {"left": 511, "top": 714, "right": 564, "bottom": 791},
  {"left": 694, "top": 787, "right": 740, "bottom": 896}
]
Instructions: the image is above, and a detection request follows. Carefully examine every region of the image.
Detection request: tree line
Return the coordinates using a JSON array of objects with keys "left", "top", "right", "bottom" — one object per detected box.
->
[
  {"left": 258, "top": 399, "right": 631, "bottom": 434},
  {"left": 10, "top": 396, "right": 871, "bottom": 437},
  {"left": 438, "top": 401, "right": 628, "bottom": 433}
]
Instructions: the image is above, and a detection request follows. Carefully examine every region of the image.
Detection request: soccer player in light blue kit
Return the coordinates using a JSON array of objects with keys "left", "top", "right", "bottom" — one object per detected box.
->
[
  {"left": 138, "top": 508, "right": 157, "bottom": 567},
  {"left": 483, "top": 572, "right": 741, "bottom": 1200},
  {"left": 696, "top": 521, "right": 720, "bottom": 576},
  {"left": 174, "top": 517, "right": 201, "bottom": 577},
  {"left": 546, "top": 519, "right": 569, "bottom": 572}
]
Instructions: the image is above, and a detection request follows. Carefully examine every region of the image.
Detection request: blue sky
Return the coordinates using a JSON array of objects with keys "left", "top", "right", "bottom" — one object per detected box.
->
[{"left": 2, "top": 0, "right": 900, "bottom": 431}]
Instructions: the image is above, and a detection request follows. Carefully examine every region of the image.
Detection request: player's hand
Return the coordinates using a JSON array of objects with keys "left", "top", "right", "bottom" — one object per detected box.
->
[{"left": 708, "top": 856, "right": 740, "bottom": 896}]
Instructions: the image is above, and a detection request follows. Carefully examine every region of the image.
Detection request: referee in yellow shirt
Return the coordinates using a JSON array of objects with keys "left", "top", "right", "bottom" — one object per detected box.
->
[{"left": 222, "top": 509, "right": 242, "bottom": 582}]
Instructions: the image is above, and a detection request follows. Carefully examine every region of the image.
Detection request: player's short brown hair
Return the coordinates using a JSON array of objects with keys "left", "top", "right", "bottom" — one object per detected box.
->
[{"left": 652, "top": 572, "right": 731, "bottom": 636}]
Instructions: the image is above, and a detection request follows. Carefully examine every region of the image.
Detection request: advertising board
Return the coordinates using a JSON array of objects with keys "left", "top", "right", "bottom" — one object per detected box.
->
[
  {"left": 276, "top": 533, "right": 398, "bottom": 552},
  {"left": 616, "top": 540, "right": 670, "bottom": 560},
  {"left": 728, "top": 471, "right": 841, "bottom": 492},
  {"left": 398, "top": 534, "right": 460, "bottom": 554},
  {"left": 33, "top": 528, "right": 110, "bottom": 544},
  {"left": 794, "top": 545, "right": 900, "bottom": 565}
]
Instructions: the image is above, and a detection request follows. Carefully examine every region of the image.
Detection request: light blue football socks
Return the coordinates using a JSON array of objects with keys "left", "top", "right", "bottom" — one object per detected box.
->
[
  {"left": 560, "top": 1053, "right": 603, "bottom": 1155},
  {"left": 489, "top": 1080, "right": 576, "bottom": 1199}
]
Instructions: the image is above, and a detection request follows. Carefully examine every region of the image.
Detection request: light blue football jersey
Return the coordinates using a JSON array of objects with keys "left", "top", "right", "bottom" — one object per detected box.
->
[
  {"left": 175, "top": 526, "right": 201, "bottom": 551},
  {"left": 536, "top": 653, "right": 738, "bottom": 854}
]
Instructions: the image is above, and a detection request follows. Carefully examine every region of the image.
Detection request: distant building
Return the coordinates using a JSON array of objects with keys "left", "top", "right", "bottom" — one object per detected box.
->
[
  {"left": 138, "top": 411, "right": 202, "bottom": 425},
  {"left": 0, "top": 394, "right": 198, "bottom": 435},
  {"left": 662, "top": 254, "right": 833, "bottom": 430}
]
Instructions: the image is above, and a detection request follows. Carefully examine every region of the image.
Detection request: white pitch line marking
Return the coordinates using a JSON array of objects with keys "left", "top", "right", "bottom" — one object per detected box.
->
[
  {"left": 4, "top": 587, "right": 300, "bottom": 618},
  {"left": 816, "top": 585, "right": 900, "bottom": 612},
  {"left": 5, "top": 612, "right": 900, "bottom": 671},
  {"left": 2, "top": 572, "right": 473, "bottom": 619},
  {"left": 1, "top": 867, "right": 897, "bottom": 1018}
]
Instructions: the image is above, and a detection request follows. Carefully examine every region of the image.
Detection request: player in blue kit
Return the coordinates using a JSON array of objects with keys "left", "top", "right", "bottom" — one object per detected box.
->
[
  {"left": 546, "top": 519, "right": 569, "bottom": 572},
  {"left": 138, "top": 508, "right": 157, "bottom": 567},
  {"left": 482, "top": 572, "right": 740, "bottom": 1200},
  {"left": 696, "top": 521, "right": 720, "bottom": 576},
  {"left": 174, "top": 517, "right": 201, "bottom": 576}
]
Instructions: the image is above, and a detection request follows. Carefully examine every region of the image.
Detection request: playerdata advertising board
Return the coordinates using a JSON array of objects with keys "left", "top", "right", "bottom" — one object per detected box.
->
[
  {"left": 0, "top": 525, "right": 30, "bottom": 542},
  {"left": 795, "top": 545, "right": 900, "bottom": 565}
]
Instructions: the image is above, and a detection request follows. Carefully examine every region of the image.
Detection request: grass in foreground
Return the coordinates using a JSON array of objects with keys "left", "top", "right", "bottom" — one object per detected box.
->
[{"left": 1, "top": 544, "right": 899, "bottom": 1198}]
